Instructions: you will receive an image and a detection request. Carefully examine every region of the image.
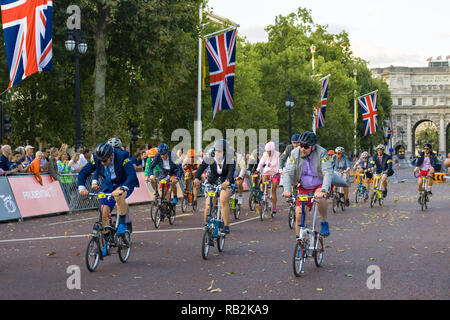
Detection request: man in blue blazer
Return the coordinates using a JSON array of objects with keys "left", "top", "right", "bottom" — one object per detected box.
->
[{"left": 78, "top": 143, "right": 139, "bottom": 256}]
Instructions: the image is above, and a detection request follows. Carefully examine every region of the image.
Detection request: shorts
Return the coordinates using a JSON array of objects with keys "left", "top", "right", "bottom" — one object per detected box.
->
[
  {"left": 418, "top": 170, "right": 433, "bottom": 178},
  {"left": 101, "top": 185, "right": 134, "bottom": 211},
  {"left": 336, "top": 171, "right": 349, "bottom": 182},
  {"left": 262, "top": 172, "right": 280, "bottom": 185},
  {"left": 296, "top": 184, "right": 326, "bottom": 209}
]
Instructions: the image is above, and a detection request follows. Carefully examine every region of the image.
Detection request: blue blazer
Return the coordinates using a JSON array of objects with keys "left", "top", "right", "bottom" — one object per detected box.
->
[
  {"left": 77, "top": 148, "right": 139, "bottom": 192},
  {"left": 147, "top": 152, "right": 181, "bottom": 179}
]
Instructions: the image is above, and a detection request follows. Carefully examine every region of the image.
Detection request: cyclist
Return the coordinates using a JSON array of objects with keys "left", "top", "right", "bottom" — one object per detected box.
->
[
  {"left": 233, "top": 151, "right": 247, "bottom": 206},
  {"left": 369, "top": 144, "right": 394, "bottom": 198},
  {"left": 328, "top": 150, "right": 334, "bottom": 157},
  {"left": 182, "top": 149, "right": 199, "bottom": 207},
  {"left": 144, "top": 148, "right": 159, "bottom": 182},
  {"left": 413, "top": 143, "right": 437, "bottom": 196},
  {"left": 279, "top": 134, "right": 301, "bottom": 174},
  {"left": 194, "top": 139, "right": 236, "bottom": 234},
  {"left": 256, "top": 141, "right": 281, "bottom": 216},
  {"left": 248, "top": 145, "right": 263, "bottom": 188},
  {"left": 78, "top": 142, "right": 139, "bottom": 256},
  {"left": 148, "top": 143, "right": 181, "bottom": 205},
  {"left": 331, "top": 146, "right": 352, "bottom": 206},
  {"left": 353, "top": 151, "right": 373, "bottom": 200},
  {"left": 282, "top": 131, "right": 333, "bottom": 239}
]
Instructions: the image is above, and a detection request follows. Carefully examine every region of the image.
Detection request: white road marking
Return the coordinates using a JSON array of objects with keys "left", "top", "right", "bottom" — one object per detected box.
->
[
  {"left": 47, "top": 217, "right": 97, "bottom": 226},
  {"left": 0, "top": 216, "right": 262, "bottom": 244}
]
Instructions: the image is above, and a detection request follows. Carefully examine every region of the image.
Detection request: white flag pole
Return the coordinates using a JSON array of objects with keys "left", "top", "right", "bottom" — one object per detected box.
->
[{"left": 196, "top": 4, "right": 203, "bottom": 156}]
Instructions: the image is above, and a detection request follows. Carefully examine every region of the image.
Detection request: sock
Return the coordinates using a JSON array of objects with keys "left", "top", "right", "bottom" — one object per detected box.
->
[{"left": 119, "top": 215, "right": 126, "bottom": 225}]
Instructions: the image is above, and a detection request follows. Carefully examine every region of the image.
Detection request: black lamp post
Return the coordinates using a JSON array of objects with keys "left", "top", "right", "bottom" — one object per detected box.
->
[
  {"left": 65, "top": 30, "right": 87, "bottom": 149},
  {"left": 285, "top": 91, "right": 294, "bottom": 141}
]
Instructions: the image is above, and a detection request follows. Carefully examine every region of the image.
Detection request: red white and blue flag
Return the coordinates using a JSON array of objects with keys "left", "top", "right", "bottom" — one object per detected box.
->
[
  {"left": 313, "top": 75, "right": 329, "bottom": 131},
  {"left": 205, "top": 28, "right": 237, "bottom": 119},
  {"left": 1, "top": 0, "right": 53, "bottom": 88},
  {"left": 358, "top": 90, "right": 378, "bottom": 136}
]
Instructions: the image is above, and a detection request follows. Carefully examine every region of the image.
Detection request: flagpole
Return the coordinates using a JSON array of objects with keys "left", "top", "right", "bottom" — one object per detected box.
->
[
  {"left": 353, "top": 69, "right": 357, "bottom": 157},
  {"left": 311, "top": 44, "right": 316, "bottom": 134},
  {"left": 196, "top": 4, "right": 203, "bottom": 155}
]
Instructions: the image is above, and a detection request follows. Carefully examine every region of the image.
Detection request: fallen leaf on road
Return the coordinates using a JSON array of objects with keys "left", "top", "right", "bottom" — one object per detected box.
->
[
  {"left": 134, "top": 276, "right": 143, "bottom": 279},
  {"left": 345, "top": 273, "right": 353, "bottom": 277},
  {"left": 336, "top": 249, "right": 345, "bottom": 253},
  {"left": 369, "top": 258, "right": 376, "bottom": 261},
  {"left": 209, "top": 288, "right": 222, "bottom": 293},
  {"left": 176, "top": 291, "right": 183, "bottom": 295},
  {"left": 410, "top": 246, "right": 417, "bottom": 250},
  {"left": 282, "top": 260, "right": 287, "bottom": 264},
  {"left": 47, "top": 252, "right": 56, "bottom": 257},
  {"left": 206, "top": 280, "right": 214, "bottom": 291},
  {"left": 316, "top": 288, "right": 323, "bottom": 292}
]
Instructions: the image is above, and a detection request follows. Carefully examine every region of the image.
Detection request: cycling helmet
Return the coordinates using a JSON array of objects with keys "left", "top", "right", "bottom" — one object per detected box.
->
[
  {"left": 107, "top": 137, "right": 122, "bottom": 148},
  {"left": 335, "top": 146, "right": 345, "bottom": 154},
  {"left": 265, "top": 141, "right": 276, "bottom": 152},
  {"left": 187, "top": 149, "right": 196, "bottom": 157},
  {"left": 291, "top": 134, "right": 301, "bottom": 143},
  {"left": 361, "top": 151, "right": 369, "bottom": 158},
  {"left": 95, "top": 142, "right": 114, "bottom": 161},
  {"left": 376, "top": 144, "right": 385, "bottom": 151},
  {"left": 423, "top": 143, "right": 432, "bottom": 149},
  {"left": 157, "top": 143, "right": 169, "bottom": 155},
  {"left": 298, "top": 131, "right": 317, "bottom": 146},
  {"left": 147, "top": 148, "right": 158, "bottom": 157},
  {"left": 328, "top": 150, "right": 335, "bottom": 156}
]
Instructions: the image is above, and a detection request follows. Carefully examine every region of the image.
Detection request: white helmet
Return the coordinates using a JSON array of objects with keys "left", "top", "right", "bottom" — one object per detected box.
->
[
  {"left": 335, "top": 146, "right": 345, "bottom": 153},
  {"left": 108, "top": 137, "right": 122, "bottom": 148},
  {"left": 376, "top": 144, "right": 385, "bottom": 151}
]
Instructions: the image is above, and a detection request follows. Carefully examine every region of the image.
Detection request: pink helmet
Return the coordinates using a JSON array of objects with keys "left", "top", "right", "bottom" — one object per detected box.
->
[
  {"left": 361, "top": 151, "right": 369, "bottom": 158},
  {"left": 265, "top": 141, "right": 276, "bottom": 152}
]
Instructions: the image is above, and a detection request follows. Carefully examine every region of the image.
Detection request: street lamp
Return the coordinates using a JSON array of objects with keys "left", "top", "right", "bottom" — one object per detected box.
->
[
  {"left": 285, "top": 91, "right": 294, "bottom": 140},
  {"left": 66, "top": 30, "right": 87, "bottom": 149}
]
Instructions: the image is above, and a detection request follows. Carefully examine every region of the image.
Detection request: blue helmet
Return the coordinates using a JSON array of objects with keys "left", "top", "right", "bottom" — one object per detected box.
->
[
  {"left": 157, "top": 143, "right": 169, "bottom": 155},
  {"left": 291, "top": 134, "right": 300, "bottom": 143}
]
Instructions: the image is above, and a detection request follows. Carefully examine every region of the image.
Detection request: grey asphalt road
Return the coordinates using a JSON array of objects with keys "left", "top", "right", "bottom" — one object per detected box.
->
[{"left": 0, "top": 167, "right": 448, "bottom": 301}]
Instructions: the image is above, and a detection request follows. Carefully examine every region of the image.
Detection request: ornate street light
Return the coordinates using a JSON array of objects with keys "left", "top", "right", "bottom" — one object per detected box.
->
[
  {"left": 285, "top": 91, "right": 294, "bottom": 141},
  {"left": 66, "top": 30, "right": 87, "bottom": 148}
]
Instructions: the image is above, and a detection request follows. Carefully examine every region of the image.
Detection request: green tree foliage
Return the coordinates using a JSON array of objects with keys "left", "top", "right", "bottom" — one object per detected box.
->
[{"left": 0, "top": 3, "right": 391, "bottom": 157}]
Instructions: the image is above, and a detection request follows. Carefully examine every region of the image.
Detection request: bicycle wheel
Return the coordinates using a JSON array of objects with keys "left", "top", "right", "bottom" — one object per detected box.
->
[
  {"left": 340, "top": 195, "right": 346, "bottom": 211},
  {"left": 192, "top": 200, "right": 198, "bottom": 212},
  {"left": 154, "top": 207, "right": 161, "bottom": 229},
  {"left": 150, "top": 201, "right": 157, "bottom": 222},
  {"left": 249, "top": 193, "right": 256, "bottom": 211},
  {"left": 217, "top": 232, "right": 225, "bottom": 252},
  {"left": 293, "top": 240, "right": 307, "bottom": 277},
  {"left": 260, "top": 201, "right": 267, "bottom": 221},
  {"left": 118, "top": 231, "right": 132, "bottom": 263},
  {"left": 85, "top": 237, "right": 101, "bottom": 272},
  {"left": 202, "top": 230, "right": 211, "bottom": 260},
  {"left": 355, "top": 189, "right": 359, "bottom": 204},
  {"left": 288, "top": 206, "right": 295, "bottom": 229},
  {"left": 181, "top": 197, "right": 188, "bottom": 213},
  {"left": 370, "top": 192, "right": 377, "bottom": 208},
  {"left": 378, "top": 192, "right": 384, "bottom": 206},
  {"left": 332, "top": 195, "right": 338, "bottom": 213},
  {"left": 169, "top": 205, "right": 176, "bottom": 225},
  {"left": 234, "top": 204, "right": 241, "bottom": 220},
  {"left": 314, "top": 235, "right": 324, "bottom": 267}
]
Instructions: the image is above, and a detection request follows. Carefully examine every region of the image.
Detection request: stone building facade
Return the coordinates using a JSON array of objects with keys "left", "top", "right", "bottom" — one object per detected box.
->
[{"left": 372, "top": 61, "right": 450, "bottom": 157}]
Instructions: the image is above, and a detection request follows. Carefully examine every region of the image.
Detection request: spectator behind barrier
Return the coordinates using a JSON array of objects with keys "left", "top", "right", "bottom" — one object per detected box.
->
[
  {"left": 0, "top": 145, "right": 19, "bottom": 175},
  {"left": 69, "top": 152, "right": 83, "bottom": 172},
  {"left": 11, "top": 151, "right": 28, "bottom": 173},
  {"left": 40, "top": 148, "right": 50, "bottom": 172},
  {"left": 25, "top": 145, "right": 35, "bottom": 163},
  {"left": 48, "top": 147, "right": 59, "bottom": 181},
  {"left": 30, "top": 151, "right": 43, "bottom": 185}
]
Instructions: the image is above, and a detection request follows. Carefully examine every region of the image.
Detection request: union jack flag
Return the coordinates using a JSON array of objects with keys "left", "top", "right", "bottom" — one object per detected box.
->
[
  {"left": 205, "top": 28, "right": 237, "bottom": 119},
  {"left": 313, "top": 75, "right": 329, "bottom": 131},
  {"left": 358, "top": 91, "right": 378, "bottom": 136},
  {"left": 1, "top": 0, "right": 53, "bottom": 88}
]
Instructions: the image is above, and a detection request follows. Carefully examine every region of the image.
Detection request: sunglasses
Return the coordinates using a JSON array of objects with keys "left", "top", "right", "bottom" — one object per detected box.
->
[{"left": 300, "top": 144, "right": 311, "bottom": 149}]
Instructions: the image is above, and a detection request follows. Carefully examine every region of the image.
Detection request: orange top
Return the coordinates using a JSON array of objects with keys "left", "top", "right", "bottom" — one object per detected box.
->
[{"left": 29, "top": 158, "right": 43, "bottom": 184}]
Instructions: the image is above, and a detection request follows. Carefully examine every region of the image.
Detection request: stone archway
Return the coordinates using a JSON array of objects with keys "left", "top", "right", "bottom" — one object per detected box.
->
[{"left": 413, "top": 120, "right": 438, "bottom": 155}]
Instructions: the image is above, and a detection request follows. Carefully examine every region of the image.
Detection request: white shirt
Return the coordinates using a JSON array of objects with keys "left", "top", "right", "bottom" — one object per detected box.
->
[
  {"left": 162, "top": 158, "right": 170, "bottom": 170},
  {"left": 78, "top": 154, "right": 88, "bottom": 167}
]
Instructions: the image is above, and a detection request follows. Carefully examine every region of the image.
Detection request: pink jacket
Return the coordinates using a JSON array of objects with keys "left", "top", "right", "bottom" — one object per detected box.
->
[{"left": 258, "top": 151, "right": 280, "bottom": 176}]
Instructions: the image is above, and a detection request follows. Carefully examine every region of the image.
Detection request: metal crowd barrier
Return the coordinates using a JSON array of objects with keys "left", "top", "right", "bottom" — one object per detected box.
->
[{"left": 58, "top": 173, "right": 101, "bottom": 212}]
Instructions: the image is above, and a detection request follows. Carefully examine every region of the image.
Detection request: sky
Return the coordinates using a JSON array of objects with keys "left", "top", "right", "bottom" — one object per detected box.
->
[{"left": 206, "top": 0, "right": 450, "bottom": 68}]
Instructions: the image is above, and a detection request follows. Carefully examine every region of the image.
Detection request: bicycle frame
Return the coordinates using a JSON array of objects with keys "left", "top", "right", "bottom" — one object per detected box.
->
[
  {"left": 205, "top": 183, "right": 224, "bottom": 239},
  {"left": 298, "top": 194, "right": 319, "bottom": 250}
]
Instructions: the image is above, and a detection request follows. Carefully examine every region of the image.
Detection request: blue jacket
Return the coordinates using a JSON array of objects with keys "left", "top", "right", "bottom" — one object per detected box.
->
[
  {"left": 147, "top": 152, "right": 181, "bottom": 180},
  {"left": 369, "top": 153, "right": 393, "bottom": 174},
  {"left": 77, "top": 148, "right": 139, "bottom": 192},
  {"left": 331, "top": 154, "right": 352, "bottom": 172}
]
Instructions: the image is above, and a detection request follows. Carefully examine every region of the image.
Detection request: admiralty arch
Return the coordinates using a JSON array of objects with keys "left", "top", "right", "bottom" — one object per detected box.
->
[{"left": 372, "top": 59, "right": 450, "bottom": 157}]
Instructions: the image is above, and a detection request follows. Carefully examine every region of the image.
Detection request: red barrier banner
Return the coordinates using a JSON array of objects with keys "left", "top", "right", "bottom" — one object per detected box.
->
[
  {"left": 8, "top": 175, "right": 69, "bottom": 218},
  {"left": 126, "top": 172, "right": 152, "bottom": 204}
]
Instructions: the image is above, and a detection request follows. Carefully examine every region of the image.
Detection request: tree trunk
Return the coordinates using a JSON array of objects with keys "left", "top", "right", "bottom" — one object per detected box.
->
[{"left": 92, "top": 1, "right": 109, "bottom": 141}]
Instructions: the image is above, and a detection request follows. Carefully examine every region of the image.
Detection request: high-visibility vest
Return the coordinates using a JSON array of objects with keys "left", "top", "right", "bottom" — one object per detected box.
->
[{"left": 57, "top": 161, "right": 73, "bottom": 183}]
